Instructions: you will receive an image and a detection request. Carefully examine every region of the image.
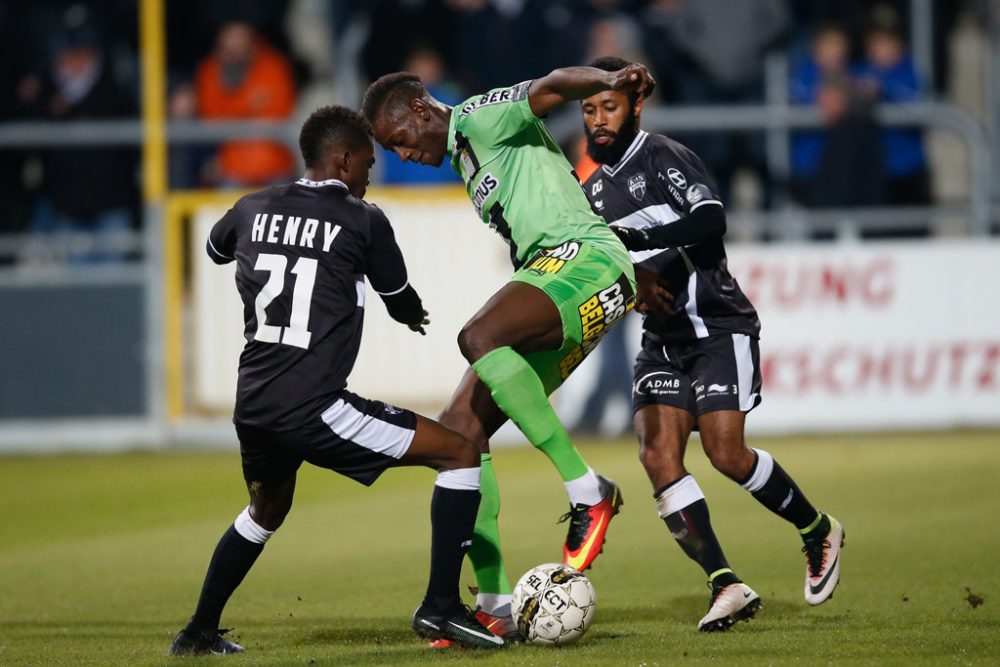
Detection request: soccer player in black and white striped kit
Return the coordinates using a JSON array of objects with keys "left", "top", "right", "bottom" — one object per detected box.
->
[
  {"left": 578, "top": 57, "right": 844, "bottom": 632},
  {"left": 168, "top": 106, "right": 503, "bottom": 654}
]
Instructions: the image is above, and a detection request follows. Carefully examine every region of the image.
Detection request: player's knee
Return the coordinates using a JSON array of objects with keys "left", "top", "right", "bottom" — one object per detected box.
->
[
  {"left": 454, "top": 439, "right": 481, "bottom": 469},
  {"left": 437, "top": 410, "right": 489, "bottom": 453},
  {"left": 235, "top": 506, "right": 278, "bottom": 542},
  {"left": 457, "top": 324, "right": 494, "bottom": 363},
  {"left": 438, "top": 433, "right": 481, "bottom": 470},
  {"left": 249, "top": 498, "right": 292, "bottom": 532},
  {"left": 707, "top": 444, "right": 753, "bottom": 481},
  {"left": 639, "top": 440, "right": 681, "bottom": 477},
  {"left": 637, "top": 443, "right": 658, "bottom": 472}
]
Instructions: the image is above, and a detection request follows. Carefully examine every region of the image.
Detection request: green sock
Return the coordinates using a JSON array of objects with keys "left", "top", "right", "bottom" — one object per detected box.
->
[
  {"left": 472, "top": 346, "right": 589, "bottom": 482},
  {"left": 468, "top": 453, "right": 512, "bottom": 596}
]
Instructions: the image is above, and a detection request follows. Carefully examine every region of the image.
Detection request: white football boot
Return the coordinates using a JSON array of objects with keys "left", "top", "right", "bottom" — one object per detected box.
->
[
  {"left": 803, "top": 515, "right": 845, "bottom": 605},
  {"left": 697, "top": 583, "right": 762, "bottom": 632}
]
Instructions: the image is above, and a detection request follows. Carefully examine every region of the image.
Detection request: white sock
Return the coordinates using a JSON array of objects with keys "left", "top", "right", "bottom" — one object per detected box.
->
[
  {"left": 740, "top": 448, "right": 774, "bottom": 493},
  {"left": 477, "top": 593, "right": 513, "bottom": 617},
  {"left": 654, "top": 475, "right": 705, "bottom": 518},
  {"left": 233, "top": 506, "right": 275, "bottom": 544},
  {"left": 565, "top": 468, "right": 602, "bottom": 506},
  {"left": 435, "top": 466, "right": 481, "bottom": 491}
]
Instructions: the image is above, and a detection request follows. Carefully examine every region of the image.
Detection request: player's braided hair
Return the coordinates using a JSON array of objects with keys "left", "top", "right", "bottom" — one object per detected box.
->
[
  {"left": 299, "top": 105, "right": 373, "bottom": 168},
  {"left": 361, "top": 72, "right": 426, "bottom": 124},
  {"left": 588, "top": 56, "right": 640, "bottom": 105}
]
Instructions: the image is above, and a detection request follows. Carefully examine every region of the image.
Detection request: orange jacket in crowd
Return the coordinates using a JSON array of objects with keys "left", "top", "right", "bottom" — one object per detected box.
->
[
  {"left": 574, "top": 136, "right": 600, "bottom": 183},
  {"left": 196, "top": 44, "right": 296, "bottom": 185}
]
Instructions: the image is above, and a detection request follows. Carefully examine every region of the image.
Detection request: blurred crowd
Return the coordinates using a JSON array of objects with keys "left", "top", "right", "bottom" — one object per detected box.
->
[{"left": 0, "top": 0, "right": 990, "bottom": 262}]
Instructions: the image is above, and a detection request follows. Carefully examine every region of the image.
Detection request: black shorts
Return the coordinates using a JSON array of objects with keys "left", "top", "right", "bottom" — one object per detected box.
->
[
  {"left": 236, "top": 390, "right": 417, "bottom": 486},
  {"left": 632, "top": 333, "right": 762, "bottom": 417}
]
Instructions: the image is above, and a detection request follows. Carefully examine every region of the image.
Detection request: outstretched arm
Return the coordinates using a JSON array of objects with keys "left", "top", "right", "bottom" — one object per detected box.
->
[
  {"left": 611, "top": 204, "right": 726, "bottom": 251},
  {"left": 527, "top": 64, "right": 655, "bottom": 117}
]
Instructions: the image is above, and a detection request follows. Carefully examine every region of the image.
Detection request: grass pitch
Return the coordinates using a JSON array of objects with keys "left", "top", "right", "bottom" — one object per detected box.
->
[{"left": 1, "top": 430, "right": 998, "bottom": 666}]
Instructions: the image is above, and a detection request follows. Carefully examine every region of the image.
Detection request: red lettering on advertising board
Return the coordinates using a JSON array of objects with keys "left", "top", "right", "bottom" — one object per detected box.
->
[
  {"left": 736, "top": 258, "right": 894, "bottom": 310},
  {"left": 977, "top": 343, "right": 1000, "bottom": 389},
  {"left": 760, "top": 341, "right": 1000, "bottom": 396}
]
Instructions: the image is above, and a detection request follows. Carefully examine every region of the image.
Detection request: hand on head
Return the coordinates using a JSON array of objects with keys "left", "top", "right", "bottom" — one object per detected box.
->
[{"left": 611, "top": 64, "right": 656, "bottom": 100}]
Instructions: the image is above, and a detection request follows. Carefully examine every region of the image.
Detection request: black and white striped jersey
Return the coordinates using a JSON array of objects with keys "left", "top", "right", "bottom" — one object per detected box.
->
[
  {"left": 207, "top": 178, "right": 413, "bottom": 430},
  {"left": 582, "top": 131, "right": 760, "bottom": 344}
]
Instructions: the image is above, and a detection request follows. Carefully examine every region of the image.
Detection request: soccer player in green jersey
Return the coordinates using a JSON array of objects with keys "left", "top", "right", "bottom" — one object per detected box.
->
[{"left": 362, "top": 63, "right": 656, "bottom": 640}]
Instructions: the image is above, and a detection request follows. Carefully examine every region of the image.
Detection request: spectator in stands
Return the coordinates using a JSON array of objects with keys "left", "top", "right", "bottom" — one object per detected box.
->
[
  {"left": 855, "top": 15, "right": 931, "bottom": 207},
  {"left": 196, "top": 21, "right": 296, "bottom": 187},
  {"left": 641, "top": 0, "right": 790, "bottom": 205},
  {"left": 445, "top": 0, "right": 593, "bottom": 93},
  {"left": 21, "top": 8, "right": 138, "bottom": 264},
  {"left": 0, "top": 3, "right": 38, "bottom": 246},
  {"left": 808, "top": 71, "right": 885, "bottom": 211},
  {"left": 788, "top": 23, "right": 853, "bottom": 204},
  {"left": 379, "top": 45, "right": 462, "bottom": 185},
  {"left": 167, "top": 80, "right": 210, "bottom": 189}
]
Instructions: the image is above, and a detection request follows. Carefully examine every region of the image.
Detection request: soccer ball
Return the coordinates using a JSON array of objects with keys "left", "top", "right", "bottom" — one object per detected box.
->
[{"left": 511, "top": 563, "right": 596, "bottom": 645}]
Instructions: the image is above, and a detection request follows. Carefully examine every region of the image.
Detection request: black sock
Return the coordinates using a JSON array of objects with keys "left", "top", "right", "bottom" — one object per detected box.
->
[
  {"left": 423, "top": 485, "right": 481, "bottom": 612},
  {"left": 742, "top": 449, "right": 821, "bottom": 532},
  {"left": 188, "top": 525, "right": 265, "bottom": 631},
  {"left": 661, "top": 497, "right": 740, "bottom": 590}
]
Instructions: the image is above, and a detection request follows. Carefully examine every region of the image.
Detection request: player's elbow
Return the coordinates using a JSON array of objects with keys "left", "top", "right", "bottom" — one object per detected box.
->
[{"left": 702, "top": 204, "right": 727, "bottom": 238}]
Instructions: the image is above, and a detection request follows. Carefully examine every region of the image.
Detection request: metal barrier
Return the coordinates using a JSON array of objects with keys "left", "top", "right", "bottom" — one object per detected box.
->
[
  {"left": 0, "top": 98, "right": 992, "bottom": 238},
  {"left": 546, "top": 100, "right": 993, "bottom": 237}
]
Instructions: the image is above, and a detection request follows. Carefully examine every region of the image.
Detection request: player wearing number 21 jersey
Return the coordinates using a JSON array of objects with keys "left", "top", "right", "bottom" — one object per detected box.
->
[
  {"left": 169, "top": 106, "right": 505, "bottom": 656},
  {"left": 208, "top": 153, "right": 417, "bottom": 432}
]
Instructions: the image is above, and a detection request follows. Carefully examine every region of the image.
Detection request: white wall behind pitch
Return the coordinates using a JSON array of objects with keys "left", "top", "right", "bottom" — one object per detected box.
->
[{"left": 190, "top": 191, "right": 1000, "bottom": 436}]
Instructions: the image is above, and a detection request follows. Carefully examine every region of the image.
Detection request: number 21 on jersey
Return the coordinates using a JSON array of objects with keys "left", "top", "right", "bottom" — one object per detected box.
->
[{"left": 253, "top": 253, "right": 317, "bottom": 349}]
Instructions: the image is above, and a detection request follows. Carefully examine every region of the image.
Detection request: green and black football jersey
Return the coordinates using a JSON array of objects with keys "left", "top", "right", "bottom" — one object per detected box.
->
[{"left": 447, "top": 81, "right": 628, "bottom": 270}]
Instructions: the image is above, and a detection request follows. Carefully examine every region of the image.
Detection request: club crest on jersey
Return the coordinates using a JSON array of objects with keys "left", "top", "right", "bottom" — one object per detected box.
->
[
  {"left": 667, "top": 168, "right": 687, "bottom": 189},
  {"left": 628, "top": 173, "right": 647, "bottom": 201}
]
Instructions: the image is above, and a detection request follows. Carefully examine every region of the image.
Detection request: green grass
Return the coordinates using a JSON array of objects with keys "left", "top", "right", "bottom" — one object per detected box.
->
[{"left": 1, "top": 430, "right": 999, "bottom": 666}]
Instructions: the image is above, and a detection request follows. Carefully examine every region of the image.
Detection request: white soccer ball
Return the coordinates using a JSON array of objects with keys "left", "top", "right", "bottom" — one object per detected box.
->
[{"left": 511, "top": 563, "right": 596, "bottom": 645}]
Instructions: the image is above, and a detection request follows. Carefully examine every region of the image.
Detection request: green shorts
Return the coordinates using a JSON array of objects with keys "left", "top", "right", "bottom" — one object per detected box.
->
[{"left": 513, "top": 240, "right": 637, "bottom": 395}]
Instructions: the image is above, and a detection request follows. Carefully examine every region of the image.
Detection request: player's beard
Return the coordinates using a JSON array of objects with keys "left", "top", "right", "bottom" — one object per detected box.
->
[{"left": 584, "top": 108, "right": 638, "bottom": 166}]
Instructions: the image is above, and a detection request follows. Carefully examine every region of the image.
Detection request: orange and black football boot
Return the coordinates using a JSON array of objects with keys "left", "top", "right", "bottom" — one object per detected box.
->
[{"left": 560, "top": 474, "right": 623, "bottom": 571}]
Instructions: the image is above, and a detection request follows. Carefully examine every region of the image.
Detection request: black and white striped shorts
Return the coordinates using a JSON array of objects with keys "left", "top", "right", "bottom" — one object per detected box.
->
[{"left": 237, "top": 390, "right": 417, "bottom": 486}]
